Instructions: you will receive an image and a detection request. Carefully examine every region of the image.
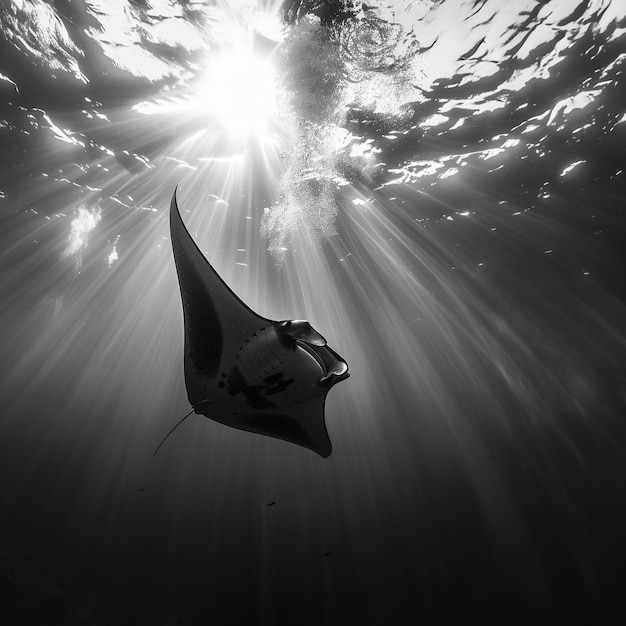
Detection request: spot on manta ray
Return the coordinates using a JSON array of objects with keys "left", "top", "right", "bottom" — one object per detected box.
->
[{"left": 156, "top": 189, "right": 350, "bottom": 458}]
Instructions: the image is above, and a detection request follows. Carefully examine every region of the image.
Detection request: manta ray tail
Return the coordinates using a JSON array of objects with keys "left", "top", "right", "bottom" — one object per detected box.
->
[{"left": 153, "top": 408, "right": 195, "bottom": 457}]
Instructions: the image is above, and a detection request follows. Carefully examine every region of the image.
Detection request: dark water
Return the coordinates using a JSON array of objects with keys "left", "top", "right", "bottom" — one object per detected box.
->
[{"left": 1, "top": 1, "right": 626, "bottom": 624}]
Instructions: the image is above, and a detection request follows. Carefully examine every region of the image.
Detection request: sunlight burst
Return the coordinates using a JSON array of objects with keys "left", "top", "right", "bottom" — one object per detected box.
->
[{"left": 197, "top": 45, "right": 279, "bottom": 139}]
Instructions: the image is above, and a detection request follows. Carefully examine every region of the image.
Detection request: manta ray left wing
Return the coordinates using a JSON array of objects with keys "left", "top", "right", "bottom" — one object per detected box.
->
[{"left": 169, "top": 190, "right": 349, "bottom": 458}]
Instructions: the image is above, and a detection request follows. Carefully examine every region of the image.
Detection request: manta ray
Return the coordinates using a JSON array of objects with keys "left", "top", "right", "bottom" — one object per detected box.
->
[{"left": 157, "top": 190, "right": 349, "bottom": 458}]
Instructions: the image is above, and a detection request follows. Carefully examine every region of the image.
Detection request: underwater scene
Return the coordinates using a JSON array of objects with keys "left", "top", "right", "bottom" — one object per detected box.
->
[{"left": 1, "top": 1, "right": 626, "bottom": 624}]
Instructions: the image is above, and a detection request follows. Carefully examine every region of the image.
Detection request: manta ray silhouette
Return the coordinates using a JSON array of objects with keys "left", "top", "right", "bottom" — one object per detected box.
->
[{"left": 161, "top": 190, "right": 349, "bottom": 458}]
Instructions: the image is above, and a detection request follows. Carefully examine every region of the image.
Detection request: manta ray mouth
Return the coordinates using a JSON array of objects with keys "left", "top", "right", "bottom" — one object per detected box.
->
[{"left": 296, "top": 340, "right": 349, "bottom": 383}]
